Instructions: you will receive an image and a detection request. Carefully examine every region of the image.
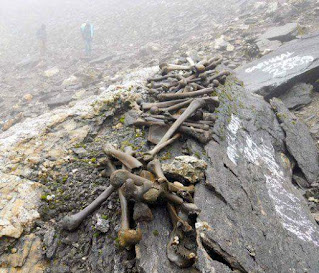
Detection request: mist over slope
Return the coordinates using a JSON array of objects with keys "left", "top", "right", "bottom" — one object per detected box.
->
[{"left": 0, "top": 0, "right": 239, "bottom": 64}]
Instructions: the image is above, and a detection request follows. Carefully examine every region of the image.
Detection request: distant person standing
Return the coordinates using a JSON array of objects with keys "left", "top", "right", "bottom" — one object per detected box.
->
[
  {"left": 81, "top": 22, "right": 94, "bottom": 56},
  {"left": 36, "top": 24, "right": 47, "bottom": 57}
]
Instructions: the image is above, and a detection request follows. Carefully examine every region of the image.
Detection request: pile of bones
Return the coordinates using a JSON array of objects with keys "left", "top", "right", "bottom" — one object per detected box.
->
[{"left": 61, "top": 56, "right": 230, "bottom": 268}]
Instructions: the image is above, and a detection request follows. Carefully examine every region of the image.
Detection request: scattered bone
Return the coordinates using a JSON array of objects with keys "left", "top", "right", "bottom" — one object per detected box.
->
[
  {"left": 143, "top": 133, "right": 181, "bottom": 162},
  {"left": 142, "top": 99, "right": 188, "bottom": 110},
  {"left": 103, "top": 145, "right": 143, "bottom": 170},
  {"left": 61, "top": 184, "right": 117, "bottom": 231},
  {"left": 158, "top": 88, "right": 218, "bottom": 101}
]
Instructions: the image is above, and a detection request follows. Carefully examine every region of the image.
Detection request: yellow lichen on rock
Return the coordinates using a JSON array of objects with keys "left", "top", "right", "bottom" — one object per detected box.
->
[{"left": 0, "top": 172, "right": 45, "bottom": 239}]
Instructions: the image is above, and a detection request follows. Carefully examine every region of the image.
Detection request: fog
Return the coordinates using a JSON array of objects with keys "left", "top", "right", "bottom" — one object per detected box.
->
[{"left": 0, "top": 0, "right": 241, "bottom": 63}]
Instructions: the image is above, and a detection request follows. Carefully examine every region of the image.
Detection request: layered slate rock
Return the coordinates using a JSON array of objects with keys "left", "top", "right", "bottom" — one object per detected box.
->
[
  {"left": 236, "top": 32, "right": 319, "bottom": 99},
  {"left": 278, "top": 82, "right": 313, "bottom": 110},
  {"left": 259, "top": 22, "right": 298, "bottom": 42},
  {"left": 194, "top": 80, "right": 319, "bottom": 273},
  {"left": 270, "top": 98, "right": 319, "bottom": 185}
]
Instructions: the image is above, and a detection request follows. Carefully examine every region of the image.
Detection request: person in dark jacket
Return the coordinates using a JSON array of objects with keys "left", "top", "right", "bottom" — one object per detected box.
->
[
  {"left": 36, "top": 24, "right": 47, "bottom": 56},
  {"left": 81, "top": 22, "right": 94, "bottom": 56}
]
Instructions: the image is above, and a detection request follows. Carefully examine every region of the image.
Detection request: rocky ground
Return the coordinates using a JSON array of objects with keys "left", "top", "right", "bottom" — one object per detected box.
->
[{"left": 1, "top": 1, "right": 319, "bottom": 273}]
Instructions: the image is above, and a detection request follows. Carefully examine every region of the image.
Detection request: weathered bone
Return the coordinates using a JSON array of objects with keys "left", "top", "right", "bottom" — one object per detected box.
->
[
  {"left": 61, "top": 184, "right": 117, "bottom": 231},
  {"left": 160, "top": 63, "right": 205, "bottom": 75},
  {"left": 207, "top": 70, "right": 230, "bottom": 83},
  {"left": 147, "top": 158, "right": 168, "bottom": 183},
  {"left": 111, "top": 170, "right": 154, "bottom": 192},
  {"left": 167, "top": 203, "right": 192, "bottom": 232},
  {"left": 178, "top": 126, "right": 212, "bottom": 144},
  {"left": 147, "top": 74, "right": 180, "bottom": 83},
  {"left": 167, "top": 216, "right": 197, "bottom": 268},
  {"left": 164, "top": 192, "right": 200, "bottom": 215},
  {"left": 98, "top": 157, "right": 116, "bottom": 177},
  {"left": 161, "top": 99, "right": 193, "bottom": 112},
  {"left": 152, "top": 98, "right": 208, "bottom": 148},
  {"left": 157, "top": 88, "right": 218, "bottom": 101},
  {"left": 205, "top": 57, "right": 223, "bottom": 71},
  {"left": 168, "top": 182, "right": 195, "bottom": 194},
  {"left": 118, "top": 188, "right": 142, "bottom": 247},
  {"left": 103, "top": 145, "right": 143, "bottom": 170},
  {"left": 142, "top": 99, "right": 188, "bottom": 110},
  {"left": 143, "top": 133, "right": 181, "bottom": 162}
]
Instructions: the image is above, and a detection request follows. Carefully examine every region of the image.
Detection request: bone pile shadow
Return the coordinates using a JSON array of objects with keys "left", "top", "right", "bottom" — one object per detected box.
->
[{"left": 61, "top": 56, "right": 230, "bottom": 269}]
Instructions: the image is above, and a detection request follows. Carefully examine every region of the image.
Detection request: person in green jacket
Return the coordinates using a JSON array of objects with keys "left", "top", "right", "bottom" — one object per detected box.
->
[{"left": 81, "top": 22, "right": 94, "bottom": 56}]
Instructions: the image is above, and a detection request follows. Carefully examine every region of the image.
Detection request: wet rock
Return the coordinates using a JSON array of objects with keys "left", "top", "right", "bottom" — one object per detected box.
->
[
  {"left": 194, "top": 82, "right": 319, "bottom": 273},
  {"left": 278, "top": 82, "right": 313, "bottom": 110},
  {"left": 236, "top": 32, "right": 319, "bottom": 99},
  {"left": 162, "top": 156, "right": 207, "bottom": 184},
  {"left": 270, "top": 98, "right": 319, "bottom": 185},
  {"left": 0, "top": 171, "right": 44, "bottom": 238},
  {"left": 259, "top": 22, "right": 298, "bottom": 42}
]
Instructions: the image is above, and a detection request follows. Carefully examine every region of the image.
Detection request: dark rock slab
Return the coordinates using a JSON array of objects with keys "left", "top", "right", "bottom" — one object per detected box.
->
[
  {"left": 256, "top": 39, "right": 282, "bottom": 54},
  {"left": 270, "top": 98, "right": 319, "bottom": 185},
  {"left": 236, "top": 32, "right": 319, "bottom": 99},
  {"left": 259, "top": 23, "right": 298, "bottom": 42},
  {"left": 278, "top": 82, "right": 313, "bottom": 110},
  {"left": 136, "top": 207, "right": 198, "bottom": 273},
  {"left": 194, "top": 80, "right": 319, "bottom": 273}
]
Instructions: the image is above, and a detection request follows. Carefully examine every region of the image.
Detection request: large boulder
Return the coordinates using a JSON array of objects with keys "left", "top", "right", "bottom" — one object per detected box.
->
[
  {"left": 258, "top": 23, "right": 298, "bottom": 42},
  {"left": 236, "top": 32, "right": 319, "bottom": 99},
  {"left": 194, "top": 81, "right": 319, "bottom": 273}
]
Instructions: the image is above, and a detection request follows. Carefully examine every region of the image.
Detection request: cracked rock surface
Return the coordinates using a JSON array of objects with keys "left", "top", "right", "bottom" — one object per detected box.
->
[{"left": 194, "top": 82, "right": 319, "bottom": 273}]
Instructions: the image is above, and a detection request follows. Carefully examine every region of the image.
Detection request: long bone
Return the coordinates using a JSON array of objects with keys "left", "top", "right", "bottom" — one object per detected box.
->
[
  {"left": 160, "top": 63, "right": 205, "bottom": 75},
  {"left": 98, "top": 157, "right": 117, "bottom": 177},
  {"left": 118, "top": 187, "right": 142, "bottom": 247},
  {"left": 147, "top": 158, "right": 168, "bottom": 183},
  {"left": 150, "top": 98, "right": 208, "bottom": 149},
  {"left": 168, "top": 182, "right": 195, "bottom": 194},
  {"left": 117, "top": 147, "right": 143, "bottom": 247},
  {"left": 162, "top": 74, "right": 196, "bottom": 92},
  {"left": 147, "top": 74, "right": 183, "bottom": 83},
  {"left": 61, "top": 184, "right": 118, "bottom": 231},
  {"left": 161, "top": 99, "right": 193, "bottom": 112},
  {"left": 103, "top": 145, "right": 143, "bottom": 170},
  {"left": 207, "top": 70, "right": 230, "bottom": 83},
  {"left": 205, "top": 57, "right": 223, "bottom": 71},
  {"left": 167, "top": 203, "right": 192, "bottom": 232},
  {"left": 142, "top": 99, "right": 188, "bottom": 110},
  {"left": 164, "top": 192, "right": 200, "bottom": 215},
  {"left": 143, "top": 133, "right": 181, "bottom": 162},
  {"left": 157, "top": 88, "right": 218, "bottom": 101},
  {"left": 133, "top": 119, "right": 210, "bottom": 134}
]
